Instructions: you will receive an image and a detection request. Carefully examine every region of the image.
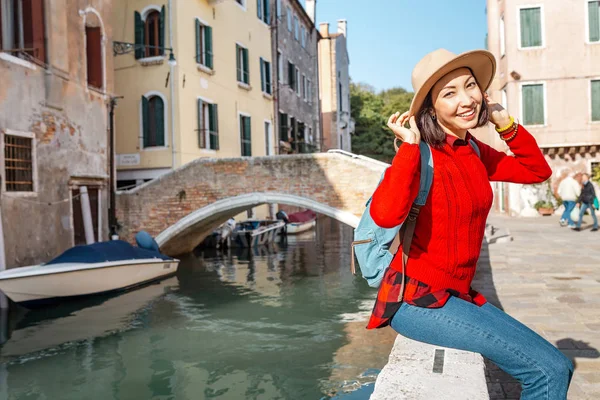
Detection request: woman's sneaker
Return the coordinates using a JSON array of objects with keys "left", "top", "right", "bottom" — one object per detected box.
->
[{"left": 559, "top": 219, "right": 567, "bottom": 227}]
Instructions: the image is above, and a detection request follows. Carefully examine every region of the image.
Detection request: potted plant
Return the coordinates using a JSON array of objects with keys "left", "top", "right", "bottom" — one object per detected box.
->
[{"left": 534, "top": 200, "right": 555, "bottom": 216}]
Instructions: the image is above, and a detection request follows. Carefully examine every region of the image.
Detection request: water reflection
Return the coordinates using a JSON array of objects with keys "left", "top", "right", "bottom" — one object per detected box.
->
[{"left": 0, "top": 217, "right": 395, "bottom": 399}]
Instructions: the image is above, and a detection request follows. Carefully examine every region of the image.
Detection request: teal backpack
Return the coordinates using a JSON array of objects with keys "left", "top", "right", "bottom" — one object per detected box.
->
[{"left": 351, "top": 140, "right": 481, "bottom": 290}]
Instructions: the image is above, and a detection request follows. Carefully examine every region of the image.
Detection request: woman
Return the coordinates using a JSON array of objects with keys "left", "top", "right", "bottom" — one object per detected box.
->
[{"left": 367, "top": 49, "right": 573, "bottom": 399}]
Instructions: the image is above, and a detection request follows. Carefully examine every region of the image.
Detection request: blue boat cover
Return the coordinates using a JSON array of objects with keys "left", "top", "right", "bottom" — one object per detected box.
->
[{"left": 45, "top": 240, "right": 172, "bottom": 265}]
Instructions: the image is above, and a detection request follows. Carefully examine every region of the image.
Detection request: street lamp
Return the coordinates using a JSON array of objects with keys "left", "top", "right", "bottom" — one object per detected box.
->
[{"left": 112, "top": 41, "right": 177, "bottom": 66}]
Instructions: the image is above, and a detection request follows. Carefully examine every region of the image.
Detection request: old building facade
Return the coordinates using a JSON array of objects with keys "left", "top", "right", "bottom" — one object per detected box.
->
[
  {"left": 271, "top": 0, "right": 321, "bottom": 154},
  {"left": 318, "top": 20, "right": 353, "bottom": 152},
  {"left": 487, "top": 0, "right": 600, "bottom": 216},
  {"left": 0, "top": 0, "right": 114, "bottom": 268}
]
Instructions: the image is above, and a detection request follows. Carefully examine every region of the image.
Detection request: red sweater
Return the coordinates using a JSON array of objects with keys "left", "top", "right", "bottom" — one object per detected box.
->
[{"left": 369, "top": 125, "right": 551, "bottom": 296}]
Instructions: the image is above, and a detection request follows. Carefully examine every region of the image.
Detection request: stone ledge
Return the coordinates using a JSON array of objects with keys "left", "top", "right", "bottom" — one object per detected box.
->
[{"left": 370, "top": 335, "right": 489, "bottom": 400}]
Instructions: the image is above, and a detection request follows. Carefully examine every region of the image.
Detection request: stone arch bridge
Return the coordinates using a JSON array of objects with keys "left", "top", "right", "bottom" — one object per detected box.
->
[{"left": 116, "top": 151, "right": 388, "bottom": 256}]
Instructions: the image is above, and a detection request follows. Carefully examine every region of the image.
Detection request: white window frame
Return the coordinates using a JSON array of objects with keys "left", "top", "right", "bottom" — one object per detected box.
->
[
  {"left": 82, "top": 7, "right": 107, "bottom": 92},
  {"left": 499, "top": 16, "right": 506, "bottom": 57},
  {"left": 261, "top": 57, "right": 272, "bottom": 95},
  {"left": 519, "top": 81, "right": 547, "bottom": 127},
  {"left": 286, "top": 7, "right": 293, "bottom": 31},
  {"left": 139, "top": 90, "right": 169, "bottom": 151},
  {"left": 234, "top": 0, "right": 247, "bottom": 11},
  {"left": 264, "top": 119, "right": 273, "bottom": 155},
  {"left": 301, "top": 26, "right": 306, "bottom": 48},
  {"left": 295, "top": 67, "right": 300, "bottom": 96},
  {"left": 294, "top": 16, "right": 299, "bottom": 40},
  {"left": 1, "top": 129, "right": 38, "bottom": 196},
  {"left": 197, "top": 95, "right": 217, "bottom": 153},
  {"left": 236, "top": 41, "right": 250, "bottom": 87},
  {"left": 238, "top": 111, "right": 252, "bottom": 156},
  {"left": 517, "top": 4, "right": 545, "bottom": 50},
  {"left": 589, "top": 78, "right": 600, "bottom": 123},
  {"left": 585, "top": 0, "right": 600, "bottom": 44}
]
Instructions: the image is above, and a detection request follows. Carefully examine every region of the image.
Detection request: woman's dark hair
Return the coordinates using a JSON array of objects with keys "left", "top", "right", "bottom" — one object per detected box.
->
[{"left": 415, "top": 75, "right": 490, "bottom": 148}]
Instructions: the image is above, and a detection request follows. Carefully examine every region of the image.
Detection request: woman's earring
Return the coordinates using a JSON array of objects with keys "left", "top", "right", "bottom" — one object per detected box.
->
[{"left": 432, "top": 114, "right": 436, "bottom": 121}]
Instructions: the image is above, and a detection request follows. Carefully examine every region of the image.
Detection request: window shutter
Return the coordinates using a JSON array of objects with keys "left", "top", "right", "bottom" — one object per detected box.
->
[
  {"left": 195, "top": 20, "right": 201, "bottom": 64},
  {"left": 155, "top": 97, "right": 165, "bottom": 146},
  {"left": 279, "top": 113, "right": 288, "bottom": 141},
  {"left": 265, "top": 61, "right": 271, "bottom": 94},
  {"left": 22, "top": 0, "right": 46, "bottom": 63},
  {"left": 288, "top": 62, "right": 294, "bottom": 89},
  {"left": 135, "top": 12, "right": 144, "bottom": 59},
  {"left": 260, "top": 57, "right": 265, "bottom": 92},
  {"left": 520, "top": 7, "right": 542, "bottom": 47},
  {"left": 265, "top": 0, "right": 270, "bottom": 24},
  {"left": 589, "top": 1, "right": 600, "bottom": 42},
  {"left": 257, "top": 0, "right": 263, "bottom": 20},
  {"left": 592, "top": 81, "right": 600, "bottom": 121},
  {"left": 244, "top": 116, "right": 252, "bottom": 156},
  {"left": 205, "top": 26, "right": 213, "bottom": 69},
  {"left": 243, "top": 48, "right": 249, "bottom": 84},
  {"left": 197, "top": 99, "right": 205, "bottom": 148},
  {"left": 159, "top": 5, "right": 165, "bottom": 55},
  {"left": 522, "top": 84, "right": 544, "bottom": 125},
  {"left": 142, "top": 96, "right": 150, "bottom": 147},
  {"left": 86, "top": 27, "right": 103, "bottom": 89},
  {"left": 236, "top": 45, "right": 241, "bottom": 81},
  {"left": 209, "top": 104, "right": 219, "bottom": 150}
]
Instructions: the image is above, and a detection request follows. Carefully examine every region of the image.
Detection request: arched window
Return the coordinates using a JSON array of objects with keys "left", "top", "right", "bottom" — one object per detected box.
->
[
  {"left": 84, "top": 11, "right": 104, "bottom": 89},
  {"left": 141, "top": 95, "right": 165, "bottom": 148},
  {"left": 134, "top": 7, "right": 165, "bottom": 59}
]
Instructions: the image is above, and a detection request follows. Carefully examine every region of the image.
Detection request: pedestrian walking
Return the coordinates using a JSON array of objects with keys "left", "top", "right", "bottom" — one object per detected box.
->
[
  {"left": 557, "top": 173, "right": 581, "bottom": 227},
  {"left": 572, "top": 173, "right": 598, "bottom": 232},
  {"left": 367, "top": 49, "right": 573, "bottom": 399}
]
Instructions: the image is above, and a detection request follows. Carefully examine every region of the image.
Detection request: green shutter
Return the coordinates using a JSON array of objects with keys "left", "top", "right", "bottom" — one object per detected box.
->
[
  {"left": 195, "top": 20, "right": 201, "bottom": 64},
  {"left": 265, "top": 61, "right": 273, "bottom": 94},
  {"left": 260, "top": 57, "right": 265, "bottom": 92},
  {"left": 264, "top": 0, "right": 270, "bottom": 24},
  {"left": 589, "top": 1, "right": 600, "bottom": 42},
  {"left": 288, "top": 62, "right": 294, "bottom": 89},
  {"left": 135, "top": 12, "right": 144, "bottom": 59},
  {"left": 243, "top": 48, "right": 249, "bottom": 84},
  {"left": 142, "top": 95, "right": 149, "bottom": 146},
  {"left": 155, "top": 97, "right": 165, "bottom": 146},
  {"left": 257, "top": 0, "right": 263, "bottom": 20},
  {"left": 522, "top": 84, "right": 544, "bottom": 125},
  {"left": 279, "top": 112, "right": 288, "bottom": 141},
  {"left": 592, "top": 81, "right": 600, "bottom": 121},
  {"left": 236, "top": 45, "right": 241, "bottom": 81},
  {"left": 205, "top": 26, "right": 213, "bottom": 69},
  {"left": 198, "top": 99, "right": 205, "bottom": 148},
  {"left": 209, "top": 104, "right": 219, "bottom": 150},
  {"left": 159, "top": 5, "right": 165, "bottom": 55},
  {"left": 520, "top": 7, "right": 542, "bottom": 48},
  {"left": 244, "top": 116, "right": 251, "bottom": 156}
]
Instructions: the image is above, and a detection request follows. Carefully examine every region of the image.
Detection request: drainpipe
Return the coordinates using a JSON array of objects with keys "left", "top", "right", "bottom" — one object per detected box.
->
[
  {"left": 80, "top": 186, "right": 96, "bottom": 244},
  {"left": 0, "top": 177, "right": 7, "bottom": 309},
  {"left": 169, "top": 0, "right": 176, "bottom": 170}
]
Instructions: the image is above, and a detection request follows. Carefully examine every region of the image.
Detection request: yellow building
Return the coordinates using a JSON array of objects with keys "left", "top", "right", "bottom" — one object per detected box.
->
[{"left": 114, "top": 0, "right": 275, "bottom": 219}]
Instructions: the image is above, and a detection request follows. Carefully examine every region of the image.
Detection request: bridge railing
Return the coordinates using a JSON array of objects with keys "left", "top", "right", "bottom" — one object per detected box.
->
[{"left": 326, "top": 149, "right": 390, "bottom": 168}]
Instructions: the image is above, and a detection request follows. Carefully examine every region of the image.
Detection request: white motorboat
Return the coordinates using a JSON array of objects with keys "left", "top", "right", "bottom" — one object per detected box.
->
[
  {"left": 231, "top": 220, "right": 286, "bottom": 247},
  {"left": 0, "top": 239, "right": 179, "bottom": 306},
  {"left": 279, "top": 210, "right": 317, "bottom": 234}
]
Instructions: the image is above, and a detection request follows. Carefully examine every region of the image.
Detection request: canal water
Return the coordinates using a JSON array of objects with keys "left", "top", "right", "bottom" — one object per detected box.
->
[{"left": 0, "top": 217, "right": 397, "bottom": 400}]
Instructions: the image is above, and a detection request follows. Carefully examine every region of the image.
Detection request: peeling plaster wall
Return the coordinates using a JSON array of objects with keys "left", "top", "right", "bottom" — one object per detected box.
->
[{"left": 0, "top": 0, "right": 114, "bottom": 268}]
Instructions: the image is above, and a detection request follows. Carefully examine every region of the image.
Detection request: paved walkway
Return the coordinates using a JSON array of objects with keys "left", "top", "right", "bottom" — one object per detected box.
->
[{"left": 474, "top": 213, "right": 600, "bottom": 400}]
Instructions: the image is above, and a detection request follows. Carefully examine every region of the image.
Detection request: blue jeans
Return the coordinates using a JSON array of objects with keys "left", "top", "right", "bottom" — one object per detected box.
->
[
  {"left": 390, "top": 297, "right": 573, "bottom": 399},
  {"left": 576, "top": 203, "right": 598, "bottom": 229},
  {"left": 561, "top": 200, "right": 576, "bottom": 226}
]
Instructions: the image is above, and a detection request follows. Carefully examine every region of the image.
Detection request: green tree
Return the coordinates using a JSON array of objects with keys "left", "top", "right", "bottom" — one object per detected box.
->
[{"left": 350, "top": 83, "right": 414, "bottom": 163}]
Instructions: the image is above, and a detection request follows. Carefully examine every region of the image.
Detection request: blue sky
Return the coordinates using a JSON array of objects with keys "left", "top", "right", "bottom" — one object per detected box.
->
[{"left": 306, "top": 0, "right": 488, "bottom": 92}]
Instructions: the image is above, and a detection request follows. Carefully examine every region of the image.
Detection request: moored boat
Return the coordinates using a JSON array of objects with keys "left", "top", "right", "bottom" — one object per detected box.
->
[
  {"left": 279, "top": 210, "right": 317, "bottom": 234},
  {"left": 230, "top": 220, "right": 285, "bottom": 247},
  {"left": 0, "top": 239, "right": 179, "bottom": 306}
]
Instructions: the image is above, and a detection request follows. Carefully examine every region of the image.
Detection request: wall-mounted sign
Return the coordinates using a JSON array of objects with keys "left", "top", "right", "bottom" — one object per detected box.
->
[{"left": 118, "top": 154, "right": 140, "bottom": 166}]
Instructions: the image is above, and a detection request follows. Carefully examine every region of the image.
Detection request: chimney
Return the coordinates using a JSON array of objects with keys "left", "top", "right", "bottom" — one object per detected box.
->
[
  {"left": 319, "top": 22, "right": 329, "bottom": 37},
  {"left": 306, "top": 0, "right": 316, "bottom": 23},
  {"left": 337, "top": 19, "right": 347, "bottom": 37}
]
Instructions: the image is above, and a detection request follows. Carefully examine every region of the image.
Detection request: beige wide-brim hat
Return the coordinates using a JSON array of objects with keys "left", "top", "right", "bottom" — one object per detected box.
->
[{"left": 409, "top": 49, "right": 496, "bottom": 117}]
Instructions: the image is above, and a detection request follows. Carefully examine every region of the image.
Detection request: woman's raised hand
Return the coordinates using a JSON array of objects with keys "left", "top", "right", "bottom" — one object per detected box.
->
[{"left": 387, "top": 111, "right": 420, "bottom": 145}]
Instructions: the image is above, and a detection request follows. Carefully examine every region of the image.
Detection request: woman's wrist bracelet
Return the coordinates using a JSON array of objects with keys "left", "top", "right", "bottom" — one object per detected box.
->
[{"left": 495, "top": 116, "right": 515, "bottom": 133}]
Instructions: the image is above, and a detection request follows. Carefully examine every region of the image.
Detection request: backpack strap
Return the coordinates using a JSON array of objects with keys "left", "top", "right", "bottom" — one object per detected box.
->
[
  {"left": 392, "top": 141, "right": 434, "bottom": 302},
  {"left": 469, "top": 138, "right": 481, "bottom": 158}
]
